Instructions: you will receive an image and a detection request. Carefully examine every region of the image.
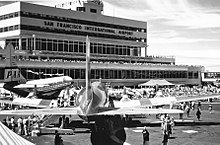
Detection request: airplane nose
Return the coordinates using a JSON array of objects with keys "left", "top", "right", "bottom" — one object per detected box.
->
[{"left": 76, "top": 82, "right": 108, "bottom": 115}]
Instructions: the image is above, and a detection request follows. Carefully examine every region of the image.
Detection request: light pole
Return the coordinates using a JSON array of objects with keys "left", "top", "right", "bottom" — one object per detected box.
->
[{"left": 32, "top": 34, "right": 36, "bottom": 55}]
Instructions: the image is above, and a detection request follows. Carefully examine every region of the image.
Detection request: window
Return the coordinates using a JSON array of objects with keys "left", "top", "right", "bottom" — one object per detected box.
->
[
  {"left": 64, "top": 41, "right": 68, "bottom": 52},
  {"left": 53, "top": 40, "right": 57, "bottom": 51},
  {"left": 4, "top": 27, "right": 8, "bottom": 32},
  {"left": 188, "top": 72, "right": 193, "bottom": 79},
  {"left": 4, "top": 14, "right": 9, "bottom": 19},
  {"left": 14, "top": 25, "right": 19, "bottom": 30},
  {"left": 9, "top": 13, "right": 14, "bottom": 18},
  {"left": 77, "top": 7, "right": 85, "bottom": 12},
  {"left": 9, "top": 26, "right": 14, "bottom": 31},
  {"left": 14, "top": 12, "right": 19, "bottom": 17},
  {"left": 69, "top": 41, "right": 73, "bottom": 52},
  {"left": 98, "top": 43, "right": 102, "bottom": 54},
  {"left": 90, "top": 9, "right": 97, "bottom": 13},
  {"left": 194, "top": 72, "right": 199, "bottom": 79},
  {"left": 21, "top": 38, "right": 27, "bottom": 50},
  {"left": 47, "top": 39, "right": 52, "bottom": 51},
  {"left": 36, "top": 38, "right": 41, "bottom": 50},
  {"left": 58, "top": 40, "right": 63, "bottom": 52},
  {"left": 79, "top": 42, "right": 84, "bottom": 53},
  {"left": 133, "top": 48, "right": 138, "bottom": 56},
  {"left": 74, "top": 42, "right": 78, "bottom": 52},
  {"left": 42, "top": 39, "right": 46, "bottom": 50},
  {"left": 93, "top": 43, "right": 97, "bottom": 54}
]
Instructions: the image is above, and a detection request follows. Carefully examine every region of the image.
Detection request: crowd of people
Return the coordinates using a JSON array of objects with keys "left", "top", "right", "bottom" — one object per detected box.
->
[
  {"left": 108, "top": 84, "right": 220, "bottom": 101},
  {"left": 2, "top": 114, "right": 43, "bottom": 136},
  {"left": 160, "top": 114, "right": 175, "bottom": 145}
]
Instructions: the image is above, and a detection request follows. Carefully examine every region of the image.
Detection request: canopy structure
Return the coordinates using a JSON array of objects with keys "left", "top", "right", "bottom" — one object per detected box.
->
[
  {"left": 0, "top": 122, "right": 35, "bottom": 145},
  {"left": 138, "top": 79, "right": 175, "bottom": 87}
]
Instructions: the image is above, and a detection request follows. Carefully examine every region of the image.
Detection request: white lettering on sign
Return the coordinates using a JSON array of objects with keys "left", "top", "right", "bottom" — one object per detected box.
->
[
  {"left": 43, "top": 21, "right": 134, "bottom": 36},
  {"left": 44, "top": 21, "right": 54, "bottom": 26},
  {"left": 4, "top": 69, "right": 22, "bottom": 82}
]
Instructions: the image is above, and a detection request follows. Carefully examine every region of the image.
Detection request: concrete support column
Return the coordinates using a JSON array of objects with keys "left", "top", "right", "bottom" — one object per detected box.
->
[
  {"left": 130, "top": 48, "right": 134, "bottom": 56},
  {"left": 32, "top": 34, "right": 36, "bottom": 51},
  {"left": 138, "top": 47, "right": 141, "bottom": 57},
  {"left": 19, "top": 36, "right": 22, "bottom": 50},
  {"left": 145, "top": 47, "right": 147, "bottom": 57}
]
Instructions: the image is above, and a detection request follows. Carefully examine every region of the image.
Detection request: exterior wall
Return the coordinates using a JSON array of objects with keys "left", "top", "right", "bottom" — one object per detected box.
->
[
  {"left": 0, "top": 58, "right": 202, "bottom": 85},
  {"left": 0, "top": 2, "right": 203, "bottom": 86},
  {"left": 0, "top": 2, "right": 147, "bottom": 42}
]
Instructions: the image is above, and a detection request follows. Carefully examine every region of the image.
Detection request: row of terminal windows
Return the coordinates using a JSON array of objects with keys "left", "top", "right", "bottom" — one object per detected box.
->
[
  {"left": 0, "top": 25, "right": 19, "bottom": 33},
  {"left": 0, "top": 11, "right": 146, "bottom": 32},
  {"left": 203, "top": 72, "right": 220, "bottom": 79},
  {"left": 4, "top": 68, "right": 190, "bottom": 80},
  {"left": 0, "top": 24, "right": 146, "bottom": 42},
  {"left": 6, "top": 38, "right": 140, "bottom": 56},
  {"left": 0, "top": 12, "right": 19, "bottom": 20}
]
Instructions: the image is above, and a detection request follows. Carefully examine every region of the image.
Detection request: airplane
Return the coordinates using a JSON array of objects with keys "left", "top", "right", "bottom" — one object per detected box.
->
[
  {"left": 0, "top": 36, "right": 186, "bottom": 145},
  {"left": 2, "top": 43, "right": 75, "bottom": 101},
  {"left": 3, "top": 36, "right": 218, "bottom": 145},
  {"left": 108, "top": 87, "right": 220, "bottom": 109}
]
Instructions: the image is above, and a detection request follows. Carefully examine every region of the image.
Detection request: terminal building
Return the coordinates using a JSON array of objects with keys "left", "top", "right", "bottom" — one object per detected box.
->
[{"left": 0, "top": 0, "right": 204, "bottom": 86}]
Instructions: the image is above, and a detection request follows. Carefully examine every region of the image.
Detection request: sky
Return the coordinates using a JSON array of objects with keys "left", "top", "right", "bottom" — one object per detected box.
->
[{"left": 1, "top": 0, "right": 220, "bottom": 71}]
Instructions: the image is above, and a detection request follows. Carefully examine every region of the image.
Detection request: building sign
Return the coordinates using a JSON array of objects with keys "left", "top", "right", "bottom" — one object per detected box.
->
[
  {"left": 44, "top": 21, "right": 82, "bottom": 30},
  {"left": 84, "top": 26, "right": 115, "bottom": 34},
  {"left": 43, "top": 20, "right": 133, "bottom": 36}
]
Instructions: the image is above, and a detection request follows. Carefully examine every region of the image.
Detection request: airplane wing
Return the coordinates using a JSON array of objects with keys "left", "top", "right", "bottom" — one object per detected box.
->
[
  {"left": 0, "top": 107, "right": 79, "bottom": 115},
  {"left": 0, "top": 98, "right": 57, "bottom": 108},
  {"left": 14, "top": 84, "right": 49, "bottom": 88},
  {"left": 175, "top": 94, "right": 220, "bottom": 103},
  {"left": 146, "top": 94, "right": 220, "bottom": 106},
  {"left": 94, "top": 107, "right": 183, "bottom": 116},
  {"left": 0, "top": 106, "right": 182, "bottom": 117}
]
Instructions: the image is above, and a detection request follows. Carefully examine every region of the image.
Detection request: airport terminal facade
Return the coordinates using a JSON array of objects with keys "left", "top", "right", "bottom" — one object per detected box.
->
[{"left": 0, "top": 1, "right": 203, "bottom": 86}]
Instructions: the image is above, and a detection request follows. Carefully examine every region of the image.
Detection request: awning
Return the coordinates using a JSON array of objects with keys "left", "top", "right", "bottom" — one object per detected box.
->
[{"left": 138, "top": 79, "right": 175, "bottom": 87}]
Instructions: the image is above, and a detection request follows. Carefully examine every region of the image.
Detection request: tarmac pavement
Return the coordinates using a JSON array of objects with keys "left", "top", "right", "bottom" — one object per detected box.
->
[{"left": 23, "top": 108, "right": 220, "bottom": 145}]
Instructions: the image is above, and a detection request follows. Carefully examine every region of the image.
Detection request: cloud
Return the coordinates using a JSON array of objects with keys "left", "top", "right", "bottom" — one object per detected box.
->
[
  {"left": 148, "top": 29, "right": 218, "bottom": 44},
  {"left": 103, "top": 0, "right": 150, "bottom": 10},
  {"left": 149, "top": 37, "right": 217, "bottom": 44},
  {"left": 104, "top": 0, "right": 220, "bottom": 29}
]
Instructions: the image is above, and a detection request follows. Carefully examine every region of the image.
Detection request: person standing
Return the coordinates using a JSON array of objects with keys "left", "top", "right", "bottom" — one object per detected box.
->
[
  {"left": 191, "top": 101, "right": 195, "bottom": 110},
  {"left": 208, "top": 104, "right": 213, "bottom": 114},
  {"left": 162, "top": 117, "right": 170, "bottom": 145},
  {"left": 197, "top": 101, "right": 201, "bottom": 109},
  {"left": 2, "top": 118, "right": 8, "bottom": 128},
  {"left": 185, "top": 105, "right": 191, "bottom": 118},
  {"left": 54, "top": 130, "right": 61, "bottom": 145},
  {"left": 162, "top": 131, "right": 169, "bottom": 145},
  {"left": 196, "top": 108, "right": 201, "bottom": 121},
  {"left": 170, "top": 117, "right": 175, "bottom": 135},
  {"left": 17, "top": 117, "right": 23, "bottom": 135},
  {"left": 142, "top": 126, "right": 149, "bottom": 145},
  {"left": 10, "top": 116, "right": 16, "bottom": 132},
  {"left": 23, "top": 117, "right": 28, "bottom": 136}
]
